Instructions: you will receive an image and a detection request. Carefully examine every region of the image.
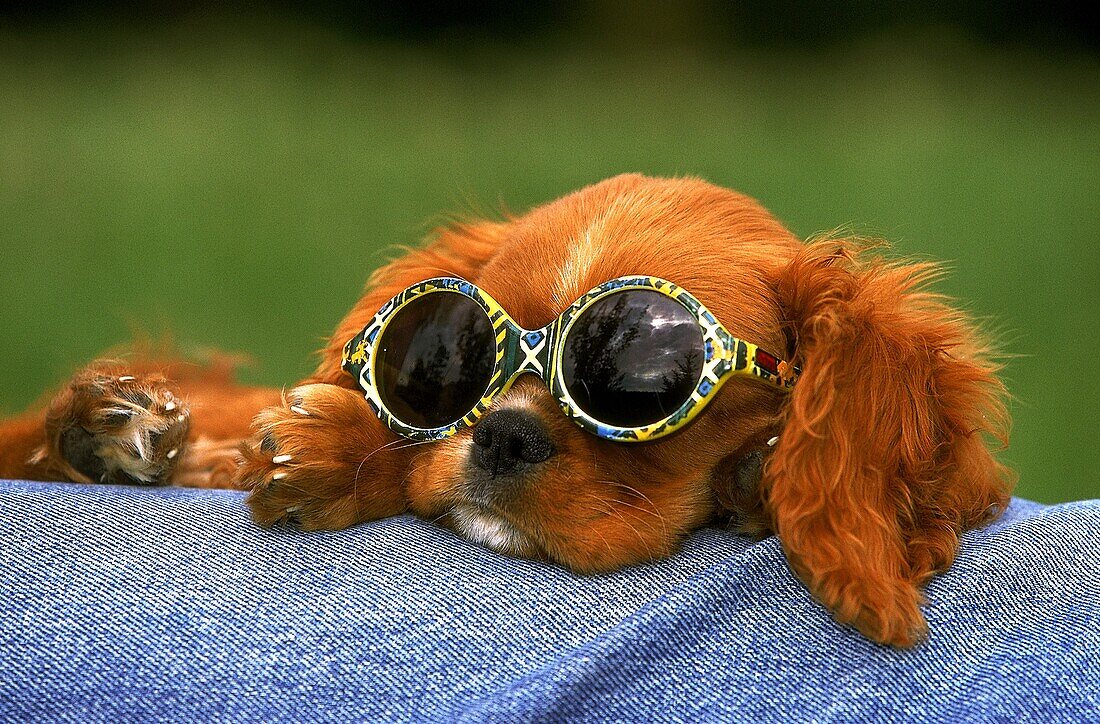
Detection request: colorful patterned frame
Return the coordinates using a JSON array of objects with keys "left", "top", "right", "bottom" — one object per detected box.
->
[{"left": 341, "top": 276, "right": 799, "bottom": 443}]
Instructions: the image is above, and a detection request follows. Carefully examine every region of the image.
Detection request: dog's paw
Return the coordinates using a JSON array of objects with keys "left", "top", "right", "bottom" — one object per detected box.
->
[
  {"left": 42, "top": 370, "right": 191, "bottom": 486},
  {"left": 238, "top": 384, "right": 375, "bottom": 530}
]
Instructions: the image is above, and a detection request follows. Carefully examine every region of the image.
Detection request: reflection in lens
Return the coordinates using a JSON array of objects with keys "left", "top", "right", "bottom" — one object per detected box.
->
[
  {"left": 562, "top": 290, "right": 705, "bottom": 428},
  {"left": 376, "top": 292, "right": 495, "bottom": 429}
]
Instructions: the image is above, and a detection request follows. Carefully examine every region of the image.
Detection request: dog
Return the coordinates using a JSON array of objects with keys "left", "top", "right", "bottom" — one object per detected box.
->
[{"left": 0, "top": 174, "right": 1012, "bottom": 647}]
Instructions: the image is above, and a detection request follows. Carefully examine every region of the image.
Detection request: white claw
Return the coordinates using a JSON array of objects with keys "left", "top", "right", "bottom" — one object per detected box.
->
[
  {"left": 290, "top": 405, "right": 309, "bottom": 416},
  {"left": 272, "top": 472, "right": 288, "bottom": 481},
  {"left": 118, "top": 375, "right": 136, "bottom": 382},
  {"left": 272, "top": 454, "right": 292, "bottom": 464},
  {"left": 766, "top": 436, "right": 779, "bottom": 447},
  {"left": 177, "top": 414, "right": 186, "bottom": 422},
  {"left": 104, "top": 408, "right": 134, "bottom": 419},
  {"left": 164, "top": 401, "right": 176, "bottom": 411},
  {"left": 27, "top": 446, "right": 47, "bottom": 465},
  {"left": 166, "top": 448, "right": 178, "bottom": 459}
]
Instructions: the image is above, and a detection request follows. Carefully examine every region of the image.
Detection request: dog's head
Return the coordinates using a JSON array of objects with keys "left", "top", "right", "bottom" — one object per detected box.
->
[{"left": 380, "top": 174, "right": 1010, "bottom": 644}]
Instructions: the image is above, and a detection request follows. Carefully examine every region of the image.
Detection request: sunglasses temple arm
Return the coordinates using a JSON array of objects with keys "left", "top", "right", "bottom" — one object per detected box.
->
[
  {"left": 729, "top": 337, "right": 800, "bottom": 389},
  {"left": 760, "top": 356, "right": 801, "bottom": 389}
]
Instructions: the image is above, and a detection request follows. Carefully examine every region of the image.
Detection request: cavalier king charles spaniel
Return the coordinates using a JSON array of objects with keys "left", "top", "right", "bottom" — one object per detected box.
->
[{"left": 0, "top": 174, "right": 1012, "bottom": 647}]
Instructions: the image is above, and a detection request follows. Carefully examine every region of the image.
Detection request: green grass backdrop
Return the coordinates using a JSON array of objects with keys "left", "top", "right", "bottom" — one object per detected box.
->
[{"left": 1, "top": 18, "right": 1097, "bottom": 502}]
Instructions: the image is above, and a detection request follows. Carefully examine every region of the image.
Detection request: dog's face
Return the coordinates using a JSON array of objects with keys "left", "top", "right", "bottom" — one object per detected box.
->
[{"left": 401, "top": 176, "right": 807, "bottom": 571}]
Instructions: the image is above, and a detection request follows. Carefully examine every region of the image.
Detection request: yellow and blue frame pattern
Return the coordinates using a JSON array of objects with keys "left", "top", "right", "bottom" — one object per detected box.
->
[{"left": 341, "top": 276, "right": 799, "bottom": 443}]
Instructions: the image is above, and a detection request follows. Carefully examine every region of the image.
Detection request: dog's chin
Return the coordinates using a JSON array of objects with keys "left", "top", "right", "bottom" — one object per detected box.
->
[{"left": 449, "top": 503, "right": 534, "bottom": 557}]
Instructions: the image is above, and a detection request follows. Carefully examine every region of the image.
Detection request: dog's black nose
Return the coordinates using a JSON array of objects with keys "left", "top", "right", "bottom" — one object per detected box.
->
[{"left": 472, "top": 409, "right": 554, "bottom": 477}]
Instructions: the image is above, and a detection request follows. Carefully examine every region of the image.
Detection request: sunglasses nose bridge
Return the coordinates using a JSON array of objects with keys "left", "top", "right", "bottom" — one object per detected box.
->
[
  {"left": 509, "top": 323, "right": 554, "bottom": 378},
  {"left": 491, "top": 322, "right": 557, "bottom": 403}
]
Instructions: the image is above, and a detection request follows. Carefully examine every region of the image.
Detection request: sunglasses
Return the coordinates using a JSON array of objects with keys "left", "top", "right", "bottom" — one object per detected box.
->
[{"left": 341, "top": 276, "right": 799, "bottom": 443}]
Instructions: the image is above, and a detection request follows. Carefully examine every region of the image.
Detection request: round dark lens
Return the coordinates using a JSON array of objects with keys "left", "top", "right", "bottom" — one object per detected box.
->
[
  {"left": 562, "top": 290, "right": 705, "bottom": 428},
  {"left": 376, "top": 292, "right": 495, "bottom": 429}
]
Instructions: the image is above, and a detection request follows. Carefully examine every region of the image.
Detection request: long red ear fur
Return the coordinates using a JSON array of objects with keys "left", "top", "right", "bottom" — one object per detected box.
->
[{"left": 766, "top": 239, "right": 1013, "bottom": 647}]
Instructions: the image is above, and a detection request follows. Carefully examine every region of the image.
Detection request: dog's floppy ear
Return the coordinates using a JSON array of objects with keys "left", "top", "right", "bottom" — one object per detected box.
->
[{"left": 764, "top": 239, "right": 1012, "bottom": 646}]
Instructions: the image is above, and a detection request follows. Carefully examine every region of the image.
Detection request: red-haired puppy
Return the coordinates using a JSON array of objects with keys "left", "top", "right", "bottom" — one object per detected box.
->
[{"left": 0, "top": 175, "right": 1011, "bottom": 646}]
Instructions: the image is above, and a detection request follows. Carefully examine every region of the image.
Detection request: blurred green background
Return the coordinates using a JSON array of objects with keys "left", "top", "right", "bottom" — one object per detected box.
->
[{"left": 1, "top": 3, "right": 1097, "bottom": 502}]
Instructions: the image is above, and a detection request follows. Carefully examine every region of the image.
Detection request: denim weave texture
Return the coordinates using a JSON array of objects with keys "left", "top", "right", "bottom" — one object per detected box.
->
[{"left": 1, "top": 479, "right": 1098, "bottom": 722}]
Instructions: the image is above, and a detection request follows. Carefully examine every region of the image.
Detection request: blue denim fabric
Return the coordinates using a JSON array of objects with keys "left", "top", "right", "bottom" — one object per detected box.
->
[{"left": 0, "top": 479, "right": 1097, "bottom": 723}]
